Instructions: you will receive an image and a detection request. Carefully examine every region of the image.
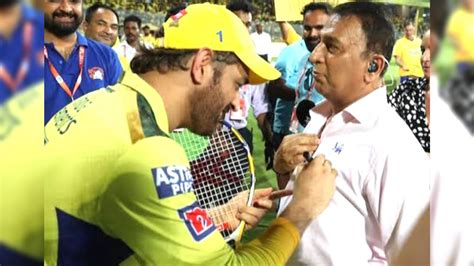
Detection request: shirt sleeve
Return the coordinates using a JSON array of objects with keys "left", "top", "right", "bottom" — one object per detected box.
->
[
  {"left": 392, "top": 39, "right": 402, "bottom": 58},
  {"left": 99, "top": 136, "right": 300, "bottom": 265},
  {"left": 363, "top": 139, "right": 430, "bottom": 263},
  {"left": 250, "top": 84, "right": 269, "bottom": 118},
  {"left": 106, "top": 48, "right": 123, "bottom": 85},
  {"left": 274, "top": 45, "right": 293, "bottom": 81}
]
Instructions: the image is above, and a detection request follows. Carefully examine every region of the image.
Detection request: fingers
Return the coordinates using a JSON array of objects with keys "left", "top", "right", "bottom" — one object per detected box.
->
[
  {"left": 253, "top": 187, "right": 273, "bottom": 199},
  {"left": 274, "top": 134, "right": 321, "bottom": 174},
  {"left": 236, "top": 206, "right": 267, "bottom": 230}
]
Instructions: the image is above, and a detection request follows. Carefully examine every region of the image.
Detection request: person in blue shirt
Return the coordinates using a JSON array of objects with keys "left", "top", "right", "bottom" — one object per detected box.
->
[
  {"left": 0, "top": 0, "right": 44, "bottom": 104},
  {"left": 267, "top": 2, "right": 331, "bottom": 189},
  {"left": 43, "top": 0, "right": 122, "bottom": 124}
]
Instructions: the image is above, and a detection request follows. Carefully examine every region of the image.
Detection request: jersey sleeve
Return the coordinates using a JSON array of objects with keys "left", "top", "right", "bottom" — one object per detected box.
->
[
  {"left": 106, "top": 48, "right": 123, "bottom": 85},
  {"left": 285, "top": 25, "right": 301, "bottom": 45},
  {"left": 99, "top": 136, "right": 300, "bottom": 265},
  {"left": 392, "top": 39, "right": 402, "bottom": 58}
]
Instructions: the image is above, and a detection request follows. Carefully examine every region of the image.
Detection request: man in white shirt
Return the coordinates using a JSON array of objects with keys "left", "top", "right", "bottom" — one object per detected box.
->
[
  {"left": 274, "top": 2, "right": 430, "bottom": 265},
  {"left": 114, "top": 15, "right": 152, "bottom": 62},
  {"left": 250, "top": 21, "right": 272, "bottom": 62}
]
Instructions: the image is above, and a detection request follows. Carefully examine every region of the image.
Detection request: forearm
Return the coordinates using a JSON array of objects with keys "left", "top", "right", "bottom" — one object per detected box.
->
[
  {"left": 394, "top": 56, "right": 404, "bottom": 68},
  {"left": 233, "top": 217, "right": 300, "bottom": 266},
  {"left": 268, "top": 80, "right": 296, "bottom": 101},
  {"left": 256, "top": 113, "right": 272, "bottom": 143}
]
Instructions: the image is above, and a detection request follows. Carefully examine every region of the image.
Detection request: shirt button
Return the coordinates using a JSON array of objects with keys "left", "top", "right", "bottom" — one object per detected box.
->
[{"left": 59, "top": 60, "right": 63, "bottom": 64}]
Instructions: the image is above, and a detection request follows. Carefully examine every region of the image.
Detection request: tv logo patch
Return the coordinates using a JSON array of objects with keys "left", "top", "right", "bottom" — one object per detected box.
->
[
  {"left": 152, "top": 166, "right": 193, "bottom": 199},
  {"left": 178, "top": 202, "right": 215, "bottom": 242}
]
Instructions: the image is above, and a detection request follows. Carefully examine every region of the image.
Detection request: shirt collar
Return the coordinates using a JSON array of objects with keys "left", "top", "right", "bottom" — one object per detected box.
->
[
  {"left": 44, "top": 32, "right": 89, "bottom": 48},
  {"left": 76, "top": 32, "right": 89, "bottom": 47},
  {"left": 343, "top": 86, "right": 388, "bottom": 125},
  {"left": 310, "top": 86, "right": 387, "bottom": 126},
  {"left": 120, "top": 71, "right": 170, "bottom": 134}
]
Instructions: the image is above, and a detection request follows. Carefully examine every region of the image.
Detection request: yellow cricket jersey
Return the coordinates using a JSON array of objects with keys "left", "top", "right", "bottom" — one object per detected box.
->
[
  {"left": 0, "top": 83, "right": 43, "bottom": 264},
  {"left": 44, "top": 71, "right": 299, "bottom": 265},
  {"left": 392, "top": 36, "right": 423, "bottom": 77},
  {"left": 447, "top": 7, "right": 474, "bottom": 62}
]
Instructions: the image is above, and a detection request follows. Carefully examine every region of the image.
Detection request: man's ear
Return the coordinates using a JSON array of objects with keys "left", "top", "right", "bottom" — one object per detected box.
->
[
  {"left": 363, "top": 56, "right": 384, "bottom": 84},
  {"left": 191, "top": 48, "right": 214, "bottom": 85},
  {"left": 82, "top": 21, "right": 89, "bottom": 33}
]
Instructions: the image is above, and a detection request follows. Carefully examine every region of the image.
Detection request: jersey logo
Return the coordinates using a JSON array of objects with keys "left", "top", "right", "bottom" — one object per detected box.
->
[
  {"left": 88, "top": 67, "right": 104, "bottom": 80},
  {"left": 178, "top": 202, "right": 215, "bottom": 242},
  {"left": 332, "top": 142, "right": 344, "bottom": 154},
  {"left": 152, "top": 166, "right": 193, "bottom": 199}
]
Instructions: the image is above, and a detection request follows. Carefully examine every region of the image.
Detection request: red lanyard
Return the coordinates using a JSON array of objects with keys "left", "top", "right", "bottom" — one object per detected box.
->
[
  {"left": 44, "top": 45, "right": 85, "bottom": 100},
  {"left": 0, "top": 22, "right": 32, "bottom": 92}
]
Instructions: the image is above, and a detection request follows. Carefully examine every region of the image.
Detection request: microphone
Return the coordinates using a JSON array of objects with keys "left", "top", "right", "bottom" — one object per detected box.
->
[{"left": 296, "top": 99, "right": 315, "bottom": 127}]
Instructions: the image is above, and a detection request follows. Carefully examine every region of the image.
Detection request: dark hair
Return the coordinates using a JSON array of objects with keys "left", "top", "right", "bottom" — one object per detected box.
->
[
  {"left": 403, "top": 20, "right": 414, "bottom": 28},
  {"left": 333, "top": 2, "right": 395, "bottom": 74},
  {"left": 301, "top": 2, "right": 332, "bottom": 16},
  {"left": 85, "top": 3, "right": 119, "bottom": 24},
  {"left": 226, "top": 0, "right": 253, "bottom": 13},
  {"left": 142, "top": 25, "right": 150, "bottom": 30},
  {"left": 130, "top": 49, "right": 241, "bottom": 74},
  {"left": 165, "top": 3, "right": 188, "bottom": 22},
  {"left": 124, "top": 15, "right": 142, "bottom": 29}
]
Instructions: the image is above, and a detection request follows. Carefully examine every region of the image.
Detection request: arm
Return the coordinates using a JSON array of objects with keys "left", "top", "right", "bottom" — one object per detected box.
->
[
  {"left": 392, "top": 41, "right": 409, "bottom": 72},
  {"left": 267, "top": 78, "right": 296, "bottom": 101},
  {"left": 277, "top": 22, "right": 301, "bottom": 45},
  {"left": 393, "top": 55, "right": 409, "bottom": 71},
  {"left": 100, "top": 138, "right": 337, "bottom": 265}
]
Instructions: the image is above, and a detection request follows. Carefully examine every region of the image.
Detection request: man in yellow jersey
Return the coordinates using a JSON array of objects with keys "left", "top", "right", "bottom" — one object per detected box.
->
[
  {"left": 1, "top": 83, "right": 43, "bottom": 265},
  {"left": 447, "top": 0, "right": 474, "bottom": 73},
  {"left": 44, "top": 3, "right": 337, "bottom": 265},
  {"left": 392, "top": 21, "right": 424, "bottom": 83}
]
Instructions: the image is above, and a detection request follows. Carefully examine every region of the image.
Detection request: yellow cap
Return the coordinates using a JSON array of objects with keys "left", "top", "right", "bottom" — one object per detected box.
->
[{"left": 163, "top": 3, "right": 280, "bottom": 84}]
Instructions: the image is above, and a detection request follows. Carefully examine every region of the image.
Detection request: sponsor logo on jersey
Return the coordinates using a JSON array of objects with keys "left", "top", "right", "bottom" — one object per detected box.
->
[
  {"left": 152, "top": 166, "right": 194, "bottom": 199},
  {"left": 88, "top": 67, "right": 104, "bottom": 80},
  {"left": 178, "top": 202, "right": 215, "bottom": 242}
]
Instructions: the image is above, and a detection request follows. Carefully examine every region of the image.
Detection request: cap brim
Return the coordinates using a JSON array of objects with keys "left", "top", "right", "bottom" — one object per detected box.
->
[{"left": 236, "top": 50, "right": 281, "bottom": 84}]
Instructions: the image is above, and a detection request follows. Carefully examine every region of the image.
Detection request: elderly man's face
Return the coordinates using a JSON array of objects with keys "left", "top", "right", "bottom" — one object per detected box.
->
[{"left": 309, "top": 15, "right": 370, "bottom": 109}]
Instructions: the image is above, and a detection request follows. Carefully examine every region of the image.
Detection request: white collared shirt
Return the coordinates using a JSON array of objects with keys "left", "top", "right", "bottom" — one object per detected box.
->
[
  {"left": 224, "top": 83, "right": 268, "bottom": 129},
  {"left": 113, "top": 40, "right": 153, "bottom": 62},
  {"left": 278, "top": 87, "right": 430, "bottom": 265}
]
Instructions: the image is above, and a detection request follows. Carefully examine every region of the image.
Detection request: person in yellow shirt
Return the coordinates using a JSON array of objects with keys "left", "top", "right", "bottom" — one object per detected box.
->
[
  {"left": 392, "top": 21, "right": 424, "bottom": 83},
  {"left": 142, "top": 24, "right": 158, "bottom": 47},
  {"left": 447, "top": 0, "right": 474, "bottom": 73},
  {"left": 44, "top": 3, "right": 337, "bottom": 265}
]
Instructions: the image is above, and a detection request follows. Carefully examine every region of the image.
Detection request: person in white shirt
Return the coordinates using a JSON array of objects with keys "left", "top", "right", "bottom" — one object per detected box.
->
[
  {"left": 114, "top": 15, "right": 152, "bottom": 62},
  {"left": 250, "top": 21, "right": 272, "bottom": 62},
  {"left": 226, "top": 0, "right": 274, "bottom": 168},
  {"left": 273, "top": 2, "right": 430, "bottom": 265}
]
